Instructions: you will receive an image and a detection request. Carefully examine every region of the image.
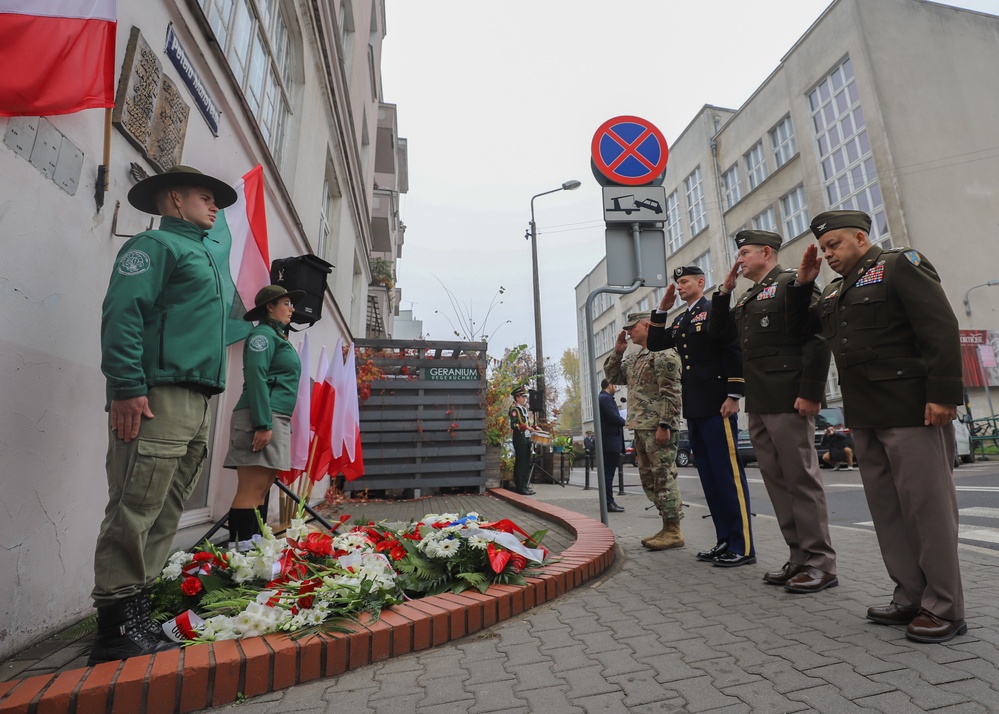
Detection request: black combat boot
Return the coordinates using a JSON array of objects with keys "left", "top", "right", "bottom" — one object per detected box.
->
[
  {"left": 139, "top": 586, "right": 164, "bottom": 640},
  {"left": 87, "top": 594, "right": 177, "bottom": 665}
]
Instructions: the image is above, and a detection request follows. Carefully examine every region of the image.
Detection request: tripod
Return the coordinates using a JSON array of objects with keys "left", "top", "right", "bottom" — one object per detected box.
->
[{"left": 528, "top": 444, "right": 564, "bottom": 487}]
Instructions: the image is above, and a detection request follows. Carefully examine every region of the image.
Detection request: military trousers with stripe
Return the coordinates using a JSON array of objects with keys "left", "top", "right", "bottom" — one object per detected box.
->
[{"left": 687, "top": 413, "right": 755, "bottom": 557}]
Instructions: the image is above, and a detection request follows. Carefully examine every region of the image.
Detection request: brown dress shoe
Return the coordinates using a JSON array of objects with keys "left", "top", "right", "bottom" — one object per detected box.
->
[
  {"left": 783, "top": 566, "right": 838, "bottom": 593},
  {"left": 762, "top": 562, "right": 805, "bottom": 586},
  {"left": 866, "top": 602, "right": 920, "bottom": 626},
  {"left": 905, "top": 609, "right": 968, "bottom": 643}
]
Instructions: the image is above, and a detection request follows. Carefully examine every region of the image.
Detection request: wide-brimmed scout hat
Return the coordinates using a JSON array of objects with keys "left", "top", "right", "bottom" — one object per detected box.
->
[
  {"left": 127, "top": 165, "right": 238, "bottom": 215},
  {"left": 244, "top": 285, "right": 306, "bottom": 322}
]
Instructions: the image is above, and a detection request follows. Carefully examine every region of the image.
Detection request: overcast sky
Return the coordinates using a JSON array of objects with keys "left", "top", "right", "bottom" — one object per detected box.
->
[{"left": 381, "top": 0, "right": 998, "bottom": 370}]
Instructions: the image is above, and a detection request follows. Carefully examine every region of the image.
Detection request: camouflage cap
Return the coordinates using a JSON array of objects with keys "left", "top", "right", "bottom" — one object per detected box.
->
[
  {"left": 810, "top": 210, "right": 872, "bottom": 239},
  {"left": 735, "top": 230, "right": 782, "bottom": 250},
  {"left": 623, "top": 312, "right": 648, "bottom": 328}
]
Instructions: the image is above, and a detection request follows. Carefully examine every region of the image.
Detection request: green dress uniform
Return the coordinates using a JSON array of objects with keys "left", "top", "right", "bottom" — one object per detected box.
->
[
  {"left": 787, "top": 237, "right": 964, "bottom": 625},
  {"left": 710, "top": 244, "right": 837, "bottom": 588},
  {"left": 509, "top": 400, "right": 533, "bottom": 494}
]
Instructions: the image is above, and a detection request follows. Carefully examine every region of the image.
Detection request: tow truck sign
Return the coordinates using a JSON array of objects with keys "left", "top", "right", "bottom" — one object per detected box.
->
[{"left": 602, "top": 186, "right": 668, "bottom": 224}]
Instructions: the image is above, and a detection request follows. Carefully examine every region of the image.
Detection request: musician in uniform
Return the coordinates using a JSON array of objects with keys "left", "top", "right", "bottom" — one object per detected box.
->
[
  {"left": 787, "top": 209, "right": 965, "bottom": 643},
  {"left": 710, "top": 230, "right": 837, "bottom": 592},
  {"left": 509, "top": 386, "right": 539, "bottom": 495},
  {"left": 647, "top": 266, "right": 755, "bottom": 567}
]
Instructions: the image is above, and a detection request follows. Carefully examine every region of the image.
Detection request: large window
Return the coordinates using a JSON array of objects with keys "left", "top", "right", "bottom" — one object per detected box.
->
[
  {"left": 751, "top": 206, "right": 777, "bottom": 233},
  {"left": 201, "top": 0, "right": 293, "bottom": 161},
  {"left": 722, "top": 164, "right": 741, "bottom": 210},
  {"left": 684, "top": 167, "right": 707, "bottom": 236},
  {"left": 693, "top": 250, "right": 714, "bottom": 289},
  {"left": 665, "top": 190, "right": 683, "bottom": 253},
  {"left": 745, "top": 141, "right": 768, "bottom": 190},
  {"left": 770, "top": 115, "right": 797, "bottom": 169},
  {"left": 595, "top": 322, "right": 618, "bottom": 356},
  {"left": 780, "top": 186, "right": 810, "bottom": 239},
  {"left": 809, "top": 57, "right": 890, "bottom": 246}
]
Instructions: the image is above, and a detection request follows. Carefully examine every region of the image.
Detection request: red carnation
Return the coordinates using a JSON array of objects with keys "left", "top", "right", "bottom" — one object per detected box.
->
[{"left": 180, "top": 576, "right": 203, "bottom": 596}]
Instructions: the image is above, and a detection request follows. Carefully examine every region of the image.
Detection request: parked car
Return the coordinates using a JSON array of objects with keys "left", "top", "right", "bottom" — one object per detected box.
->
[
  {"left": 736, "top": 430, "right": 756, "bottom": 465},
  {"left": 624, "top": 440, "right": 637, "bottom": 467},
  {"left": 954, "top": 417, "right": 973, "bottom": 466}
]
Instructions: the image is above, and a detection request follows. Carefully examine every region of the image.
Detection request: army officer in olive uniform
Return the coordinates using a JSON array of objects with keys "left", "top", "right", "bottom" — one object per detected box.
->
[
  {"left": 710, "top": 230, "right": 837, "bottom": 594},
  {"left": 787, "top": 210, "right": 965, "bottom": 643},
  {"left": 648, "top": 266, "right": 755, "bottom": 567}
]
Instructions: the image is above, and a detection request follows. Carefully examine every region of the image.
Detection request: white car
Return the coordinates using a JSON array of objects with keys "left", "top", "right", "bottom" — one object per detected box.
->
[{"left": 954, "top": 418, "right": 973, "bottom": 466}]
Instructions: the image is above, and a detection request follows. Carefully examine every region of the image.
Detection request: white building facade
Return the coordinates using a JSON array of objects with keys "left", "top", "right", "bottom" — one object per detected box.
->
[
  {"left": 0, "top": 0, "right": 407, "bottom": 659},
  {"left": 578, "top": 0, "right": 999, "bottom": 434}
]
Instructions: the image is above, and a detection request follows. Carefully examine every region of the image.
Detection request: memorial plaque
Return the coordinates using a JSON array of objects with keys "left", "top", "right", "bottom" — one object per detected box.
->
[{"left": 148, "top": 76, "right": 189, "bottom": 170}]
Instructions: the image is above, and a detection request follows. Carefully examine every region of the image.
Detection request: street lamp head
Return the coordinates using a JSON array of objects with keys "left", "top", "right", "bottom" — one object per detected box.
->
[{"left": 562, "top": 180, "right": 582, "bottom": 191}]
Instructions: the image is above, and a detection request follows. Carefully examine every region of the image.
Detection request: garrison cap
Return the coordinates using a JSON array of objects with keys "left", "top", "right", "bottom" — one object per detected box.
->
[
  {"left": 623, "top": 312, "right": 648, "bottom": 328},
  {"left": 735, "top": 230, "right": 782, "bottom": 250},
  {"left": 672, "top": 265, "right": 705, "bottom": 281},
  {"left": 810, "top": 210, "right": 872, "bottom": 239}
]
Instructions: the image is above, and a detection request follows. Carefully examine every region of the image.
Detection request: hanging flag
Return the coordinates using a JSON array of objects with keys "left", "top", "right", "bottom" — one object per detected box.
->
[
  {"left": 277, "top": 333, "right": 311, "bottom": 485},
  {"left": 0, "top": 1, "right": 117, "bottom": 117},
  {"left": 310, "top": 345, "right": 329, "bottom": 432},
  {"left": 330, "top": 343, "right": 364, "bottom": 481},
  {"left": 306, "top": 338, "right": 341, "bottom": 483},
  {"left": 204, "top": 165, "right": 271, "bottom": 345}
]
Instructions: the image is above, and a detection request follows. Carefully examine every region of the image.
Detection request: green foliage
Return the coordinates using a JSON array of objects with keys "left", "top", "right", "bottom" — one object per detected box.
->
[{"left": 484, "top": 344, "right": 532, "bottom": 446}]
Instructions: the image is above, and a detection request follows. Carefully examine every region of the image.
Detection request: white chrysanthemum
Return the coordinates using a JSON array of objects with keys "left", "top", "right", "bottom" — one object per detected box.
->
[
  {"left": 333, "top": 532, "right": 373, "bottom": 552},
  {"left": 466, "top": 534, "right": 490, "bottom": 550},
  {"left": 440, "top": 524, "right": 465, "bottom": 536},
  {"left": 285, "top": 518, "right": 308, "bottom": 541}
]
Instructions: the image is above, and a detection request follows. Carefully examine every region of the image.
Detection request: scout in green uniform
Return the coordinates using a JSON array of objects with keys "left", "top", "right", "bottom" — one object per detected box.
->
[
  {"left": 223, "top": 285, "right": 304, "bottom": 545},
  {"left": 91, "top": 166, "right": 237, "bottom": 665},
  {"left": 509, "top": 386, "right": 539, "bottom": 495},
  {"left": 604, "top": 313, "right": 684, "bottom": 549},
  {"left": 710, "top": 231, "right": 837, "bottom": 593},
  {"left": 787, "top": 210, "right": 965, "bottom": 643}
]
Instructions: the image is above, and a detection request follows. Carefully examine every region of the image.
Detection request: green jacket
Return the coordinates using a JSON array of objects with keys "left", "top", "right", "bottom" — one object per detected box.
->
[
  {"left": 101, "top": 216, "right": 226, "bottom": 406},
  {"left": 233, "top": 322, "right": 302, "bottom": 430}
]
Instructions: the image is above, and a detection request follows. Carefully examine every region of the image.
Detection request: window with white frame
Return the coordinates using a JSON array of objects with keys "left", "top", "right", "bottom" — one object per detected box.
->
[
  {"left": 809, "top": 57, "right": 890, "bottom": 246},
  {"left": 722, "top": 164, "right": 741, "bottom": 210},
  {"left": 665, "top": 190, "right": 683, "bottom": 253},
  {"left": 684, "top": 167, "right": 707, "bottom": 236},
  {"left": 200, "top": 0, "right": 293, "bottom": 161},
  {"left": 744, "top": 141, "right": 768, "bottom": 190},
  {"left": 780, "top": 186, "right": 810, "bottom": 239},
  {"left": 751, "top": 206, "right": 777, "bottom": 233},
  {"left": 318, "top": 176, "right": 333, "bottom": 261},
  {"left": 770, "top": 115, "right": 797, "bottom": 169},
  {"left": 692, "top": 251, "right": 714, "bottom": 289}
]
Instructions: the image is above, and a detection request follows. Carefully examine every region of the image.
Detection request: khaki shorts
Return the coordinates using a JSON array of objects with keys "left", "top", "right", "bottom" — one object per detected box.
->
[{"left": 223, "top": 408, "right": 292, "bottom": 470}]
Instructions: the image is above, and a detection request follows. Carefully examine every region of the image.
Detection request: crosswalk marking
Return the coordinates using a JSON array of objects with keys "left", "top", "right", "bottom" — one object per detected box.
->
[
  {"left": 855, "top": 519, "right": 999, "bottom": 545},
  {"left": 959, "top": 507, "right": 999, "bottom": 519}
]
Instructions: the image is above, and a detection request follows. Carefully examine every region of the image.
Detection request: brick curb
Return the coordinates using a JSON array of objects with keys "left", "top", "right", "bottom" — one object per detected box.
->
[{"left": 0, "top": 489, "right": 615, "bottom": 714}]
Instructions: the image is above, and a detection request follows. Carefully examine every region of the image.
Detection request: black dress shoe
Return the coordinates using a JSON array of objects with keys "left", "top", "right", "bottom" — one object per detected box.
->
[
  {"left": 695, "top": 542, "right": 728, "bottom": 562},
  {"left": 525, "top": 488, "right": 536, "bottom": 495},
  {"left": 607, "top": 503, "right": 625, "bottom": 513},
  {"left": 866, "top": 602, "right": 920, "bottom": 626},
  {"left": 905, "top": 609, "right": 968, "bottom": 643},
  {"left": 762, "top": 562, "right": 805, "bottom": 585},
  {"left": 712, "top": 552, "right": 757, "bottom": 568},
  {"left": 783, "top": 566, "right": 838, "bottom": 593}
]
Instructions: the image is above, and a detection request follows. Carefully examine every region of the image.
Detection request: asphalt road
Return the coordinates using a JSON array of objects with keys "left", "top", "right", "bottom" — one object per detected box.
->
[{"left": 572, "top": 457, "right": 999, "bottom": 551}]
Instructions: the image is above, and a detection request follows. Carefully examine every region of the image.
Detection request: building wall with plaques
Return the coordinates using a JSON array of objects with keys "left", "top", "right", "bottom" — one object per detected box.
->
[{"left": 0, "top": 0, "right": 406, "bottom": 659}]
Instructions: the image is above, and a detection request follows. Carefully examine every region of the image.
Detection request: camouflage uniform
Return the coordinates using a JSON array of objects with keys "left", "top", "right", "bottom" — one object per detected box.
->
[{"left": 604, "top": 346, "right": 683, "bottom": 521}]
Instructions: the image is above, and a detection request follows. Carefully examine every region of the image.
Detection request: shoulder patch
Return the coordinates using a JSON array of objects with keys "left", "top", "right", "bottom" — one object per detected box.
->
[
  {"left": 903, "top": 250, "right": 922, "bottom": 266},
  {"left": 117, "top": 249, "right": 151, "bottom": 276},
  {"left": 248, "top": 334, "right": 269, "bottom": 352}
]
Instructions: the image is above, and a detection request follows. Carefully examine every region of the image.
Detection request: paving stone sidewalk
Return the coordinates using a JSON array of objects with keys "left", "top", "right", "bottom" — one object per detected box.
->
[{"left": 198, "top": 483, "right": 999, "bottom": 712}]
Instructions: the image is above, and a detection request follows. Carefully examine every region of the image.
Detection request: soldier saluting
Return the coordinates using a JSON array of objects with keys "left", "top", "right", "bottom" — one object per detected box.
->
[{"left": 787, "top": 209, "right": 965, "bottom": 643}]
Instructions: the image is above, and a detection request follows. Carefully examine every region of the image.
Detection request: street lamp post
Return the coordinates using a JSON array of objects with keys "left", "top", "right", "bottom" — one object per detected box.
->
[{"left": 528, "top": 180, "right": 581, "bottom": 423}]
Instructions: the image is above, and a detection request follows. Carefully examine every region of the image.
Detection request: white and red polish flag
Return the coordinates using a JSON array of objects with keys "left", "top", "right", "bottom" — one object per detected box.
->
[
  {"left": 330, "top": 343, "right": 364, "bottom": 481},
  {"left": 0, "top": 0, "right": 118, "bottom": 117},
  {"left": 306, "top": 339, "right": 341, "bottom": 483},
  {"left": 276, "top": 332, "right": 312, "bottom": 485}
]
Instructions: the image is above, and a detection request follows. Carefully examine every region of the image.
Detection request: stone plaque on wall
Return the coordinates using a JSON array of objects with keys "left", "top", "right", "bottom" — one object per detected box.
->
[{"left": 112, "top": 26, "right": 188, "bottom": 172}]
